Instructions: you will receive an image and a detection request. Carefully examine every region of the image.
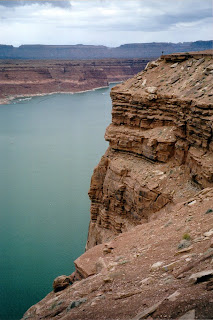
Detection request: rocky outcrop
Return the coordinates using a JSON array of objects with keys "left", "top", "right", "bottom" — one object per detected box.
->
[
  {"left": 87, "top": 50, "right": 213, "bottom": 249},
  {"left": 22, "top": 187, "right": 213, "bottom": 320},
  {"left": 0, "top": 58, "right": 149, "bottom": 104},
  {"left": 53, "top": 275, "right": 72, "bottom": 293},
  {"left": 22, "top": 50, "right": 213, "bottom": 320}
]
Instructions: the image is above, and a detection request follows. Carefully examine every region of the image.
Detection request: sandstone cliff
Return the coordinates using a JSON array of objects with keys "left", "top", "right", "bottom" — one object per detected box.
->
[
  {"left": 87, "top": 50, "right": 213, "bottom": 249},
  {"left": 22, "top": 51, "right": 213, "bottom": 320},
  {"left": 0, "top": 58, "right": 149, "bottom": 104}
]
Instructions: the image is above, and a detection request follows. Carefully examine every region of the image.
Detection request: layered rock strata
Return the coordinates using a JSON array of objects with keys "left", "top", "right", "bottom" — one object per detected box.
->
[
  {"left": 87, "top": 50, "right": 213, "bottom": 248},
  {"left": 0, "top": 58, "right": 149, "bottom": 104},
  {"left": 22, "top": 50, "right": 213, "bottom": 320}
]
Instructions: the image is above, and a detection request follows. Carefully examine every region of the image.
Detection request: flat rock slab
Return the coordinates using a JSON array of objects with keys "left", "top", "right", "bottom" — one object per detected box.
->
[
  {"left": 131, "top": 300, "right": 164, "bottom": 320},
  {"left": 189, "top": 269, "right": 213, "bottom": 284},
  {"left": 178, "top": 309, "right": 195, "bottom": 320},
  {"left": 74, "top": 243, "right": 105, "bottom": 278}
]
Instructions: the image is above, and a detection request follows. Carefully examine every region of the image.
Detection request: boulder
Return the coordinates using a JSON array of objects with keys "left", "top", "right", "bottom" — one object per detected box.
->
[
  {"left": 145, "top": 86, "right": 157, "bottom": 94},
  {"left": 53, "top": 275, "right": 71, "bottom": 292}
]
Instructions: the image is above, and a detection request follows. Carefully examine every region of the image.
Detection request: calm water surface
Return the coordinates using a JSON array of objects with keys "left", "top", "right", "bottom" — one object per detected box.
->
[{"left": 0, "top": 84, "right": 115, "bottom": 319}]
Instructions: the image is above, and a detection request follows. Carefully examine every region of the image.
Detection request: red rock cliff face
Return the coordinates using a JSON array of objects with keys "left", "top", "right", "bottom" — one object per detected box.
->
[
  {"left": 87, "top": 50, "right": 213, "bottom": 249},
  {"left": 0, "top": 58, "right": 149, "bottom": 103},
  {"left": 22, "top": 51, "right": 213, "bottom": 320},
  {"left": 21, "top": 50, "right": 213, "bottom": 320}
]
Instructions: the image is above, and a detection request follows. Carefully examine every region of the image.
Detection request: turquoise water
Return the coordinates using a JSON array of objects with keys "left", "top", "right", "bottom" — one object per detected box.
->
[{"left": 0, "top": 85, "right": 114, "bottom": 319}]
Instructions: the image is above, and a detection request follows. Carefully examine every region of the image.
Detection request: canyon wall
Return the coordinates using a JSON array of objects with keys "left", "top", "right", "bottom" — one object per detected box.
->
[
  {"left": 0, "top": 41, "right": 212, "bottom": 60},
  {"left": 0, "top": 58, "right": 149, "bottom": 103},
  {"left": 87, "top": 50, "right": 213, "bottom": 249},
  {"left": 22, "top": 51, "right": 213, "bottom": 320}
]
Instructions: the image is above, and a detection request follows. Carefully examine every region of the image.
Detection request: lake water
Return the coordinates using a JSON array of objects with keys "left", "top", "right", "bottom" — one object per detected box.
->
[{"left": 0, "top": 84, "right": 115, "bottom": 319}]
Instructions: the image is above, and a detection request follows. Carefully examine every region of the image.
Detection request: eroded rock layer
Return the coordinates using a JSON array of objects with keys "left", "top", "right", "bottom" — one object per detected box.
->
[
  {"left": 87, "top": 50, "right": 213, "bottom": 249},
  {"left": 22, "top": 51, "right": 213, "bottom": 320},
  {"left": 0, "top": 58, "right": 149, "bottom": 104}
]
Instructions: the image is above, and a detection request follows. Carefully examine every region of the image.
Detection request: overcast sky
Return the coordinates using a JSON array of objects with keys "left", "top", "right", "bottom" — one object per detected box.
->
[{"left": 0, "top": 0, "right": 212, "bottom": 47}]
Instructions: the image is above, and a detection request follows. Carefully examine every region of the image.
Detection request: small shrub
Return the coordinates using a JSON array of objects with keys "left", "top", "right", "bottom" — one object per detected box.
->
[
  {"left": 183, "top": 233, "right": 191, "bottom": 240},
  {"left": 205, "top": 208, "right": 213, "bottom": 214}
]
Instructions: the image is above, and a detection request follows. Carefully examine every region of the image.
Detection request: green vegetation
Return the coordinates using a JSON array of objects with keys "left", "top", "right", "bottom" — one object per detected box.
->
[{"left": 182, "top": 233, "right": 191, "bottom": 240}]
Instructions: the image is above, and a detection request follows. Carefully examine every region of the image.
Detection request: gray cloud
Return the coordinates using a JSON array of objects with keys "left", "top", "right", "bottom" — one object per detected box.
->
[
  {"left": 0, "top": 0, "right": 71, "bottom": 8},
  {"left": 0, "top": 0, "right": 212, "bottom": 46},
  {"left": 56, "top": 0, "right": 212, "bottom": 33}
]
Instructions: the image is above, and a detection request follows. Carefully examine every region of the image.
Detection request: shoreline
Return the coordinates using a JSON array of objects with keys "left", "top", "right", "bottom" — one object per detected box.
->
[{"left": 0, "top": 82, "right": 122, "bottom": 105}]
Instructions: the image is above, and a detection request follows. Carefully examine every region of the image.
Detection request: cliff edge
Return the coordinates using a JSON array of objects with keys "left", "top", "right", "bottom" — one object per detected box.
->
[
  {"left": 87, "top": 50, "right": 213, "bottom": 248},
  {"left": 22, "top": 51, "right": 213, "bottom": 320}
]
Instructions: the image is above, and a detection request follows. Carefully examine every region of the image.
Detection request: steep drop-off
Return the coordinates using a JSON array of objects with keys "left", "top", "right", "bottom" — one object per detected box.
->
[
  {"left": 22, "top": 51, "right": 213, "bottom": 320},
  {"left": 87, "top": 50, "right": 213, "bottom": 249},
  {"left": 0, "top": 58, "right": 149, "bottom": 104}
]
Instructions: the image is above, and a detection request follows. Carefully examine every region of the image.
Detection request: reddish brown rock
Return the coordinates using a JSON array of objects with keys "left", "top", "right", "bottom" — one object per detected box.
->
[
  {"left": 22, "top": 187, "right": 213, "bottom": 320},
  {"left": 52, "top": 275, "right": 71, "bottom": 293},
  {"left": 22, "top": 51, "right": 213, "bottom": 320},
  {"left": 0, "top": 58, "right": 150, "bottom": 103},
  {"left": 87, "top": 50, "right": 213, "bottom": 248}
]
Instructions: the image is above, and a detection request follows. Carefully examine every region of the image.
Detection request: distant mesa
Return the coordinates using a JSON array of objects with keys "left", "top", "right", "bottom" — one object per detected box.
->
[
  {"left": 0, "top": 41, "right": 212, "bottom": 60},
  {"left": 0, "top": 58, "right": 150, "bottom": 104}
]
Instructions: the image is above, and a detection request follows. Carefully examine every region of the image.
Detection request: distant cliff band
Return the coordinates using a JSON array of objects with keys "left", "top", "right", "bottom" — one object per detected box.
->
[
  {"left": 0, "top": 41, "right": 212, "bottom": 60},
  {"left": 0, "top": 58, "right": 150, "bottom": 104}
]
